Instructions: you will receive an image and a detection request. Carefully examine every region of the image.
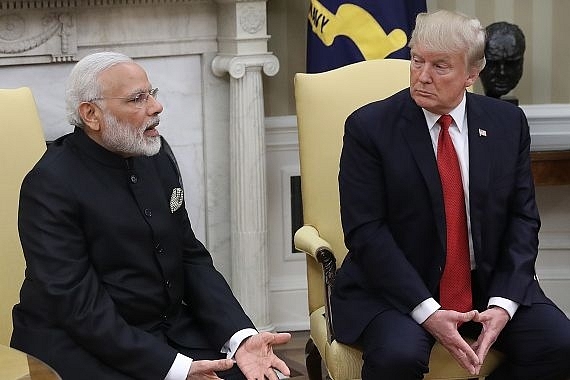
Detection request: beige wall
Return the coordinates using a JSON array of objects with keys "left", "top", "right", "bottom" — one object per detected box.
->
[
  {"left": 264, "top": 0, "right": 307, "bottom": 116},
  {"left": 264, "top": 0, "right": 570, "bottom": 117}
]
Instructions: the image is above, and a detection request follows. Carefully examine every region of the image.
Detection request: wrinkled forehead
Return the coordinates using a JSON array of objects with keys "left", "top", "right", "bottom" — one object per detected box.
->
[
  {"left": 98, "top": 62, "right": 150, "bottom": 94},
  {"left": 411, "top": 44, "right": 471, "bottom": 68}
]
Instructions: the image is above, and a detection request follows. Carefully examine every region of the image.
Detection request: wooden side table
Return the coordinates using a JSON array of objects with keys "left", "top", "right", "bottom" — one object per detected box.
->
[{"left": 531, "top": 150, "right": 570, "bottom": 186}]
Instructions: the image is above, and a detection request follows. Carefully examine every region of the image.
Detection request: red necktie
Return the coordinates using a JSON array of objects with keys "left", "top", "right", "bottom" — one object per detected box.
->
[{"left": 437, "top": 115, "right": 473, "bottom": 312}]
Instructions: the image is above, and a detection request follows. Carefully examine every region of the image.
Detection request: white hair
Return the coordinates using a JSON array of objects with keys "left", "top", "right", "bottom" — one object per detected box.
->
[
  {"left": 409, "top": 10, "right": 486, "bottom": 72},
  {"left": 65, "top": 52, "right": 133, "bottom": 127}
]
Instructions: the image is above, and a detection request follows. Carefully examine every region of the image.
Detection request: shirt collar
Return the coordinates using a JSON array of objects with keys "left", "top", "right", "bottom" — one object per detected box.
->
[
  {"left": 69, "top": 126, "right": 134, "bottom": 169},
  {"left": 423, "top": 92, "right": 467, "bottom": 133}
]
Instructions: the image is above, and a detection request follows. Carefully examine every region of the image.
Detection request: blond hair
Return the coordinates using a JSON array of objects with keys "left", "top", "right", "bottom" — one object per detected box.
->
[{"left": 409, "top": 9, "right": 486, "bottom": 72}]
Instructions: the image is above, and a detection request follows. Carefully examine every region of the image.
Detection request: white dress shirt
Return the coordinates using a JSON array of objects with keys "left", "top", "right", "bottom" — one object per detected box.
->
[{"left": 165, "top": 328, "right": 258, "bottom": 380}]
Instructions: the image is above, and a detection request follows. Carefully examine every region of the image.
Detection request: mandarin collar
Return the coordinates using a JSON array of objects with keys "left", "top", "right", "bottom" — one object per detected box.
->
[{"left": 69, "top": 126, "right": 135, "bottom": 169}]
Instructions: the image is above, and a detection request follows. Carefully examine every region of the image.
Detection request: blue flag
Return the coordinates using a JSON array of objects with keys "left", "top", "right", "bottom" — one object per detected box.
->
[{"left": 307, "top": 0, "right": 427, "bottom": 73}]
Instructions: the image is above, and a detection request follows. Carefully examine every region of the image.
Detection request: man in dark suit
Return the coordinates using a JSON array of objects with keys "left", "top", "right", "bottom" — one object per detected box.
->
[
  {"left": 11, "top": 51, "right": 290, "bottom": 380},
  {"left": 331, "top": 10, "right": 570, "bottom": 380}
]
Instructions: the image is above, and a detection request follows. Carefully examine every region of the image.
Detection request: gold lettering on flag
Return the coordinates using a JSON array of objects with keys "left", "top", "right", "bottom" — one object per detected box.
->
[{"left": 308, "top": 0, "right": 408, "bottom": 60}]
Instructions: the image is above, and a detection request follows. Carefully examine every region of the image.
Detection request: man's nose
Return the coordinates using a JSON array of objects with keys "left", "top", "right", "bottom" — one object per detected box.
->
[
  {"left": 147, "top": 94, "right": 163, "bottom": 114},
  {"left": 418, "top": 66, "right": 432, "bottom": 83}
]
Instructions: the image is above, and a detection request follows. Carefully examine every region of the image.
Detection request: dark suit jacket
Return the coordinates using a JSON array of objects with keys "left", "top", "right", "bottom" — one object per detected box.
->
[
  {"left": 331, "top": 89, "right": 548, "bottom": 344},
  {"left": 11, "top": 128, "right": 254, "bottom": 379}
]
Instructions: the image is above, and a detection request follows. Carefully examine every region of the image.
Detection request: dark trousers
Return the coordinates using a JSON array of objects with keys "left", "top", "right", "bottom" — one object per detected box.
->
[
  {"left": 357, "top": 302, "right": 570, "bottom": 380},
  {"left": 18, "top": 336, "right": 247, "bottom": 380}
]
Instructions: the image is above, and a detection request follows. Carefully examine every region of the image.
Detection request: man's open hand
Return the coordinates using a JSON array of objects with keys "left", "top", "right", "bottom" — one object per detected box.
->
[{"left": 234, "top": 332, "right": 291, "bottom": 380}]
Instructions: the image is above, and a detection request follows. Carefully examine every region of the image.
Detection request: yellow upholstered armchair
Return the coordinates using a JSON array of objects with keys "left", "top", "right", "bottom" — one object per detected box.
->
[
  {"left": 293, "top": 59, "right": 503, "bottom": 380},
  {"left": 0, "top": 87, "right": 46, "bottom": 345}
]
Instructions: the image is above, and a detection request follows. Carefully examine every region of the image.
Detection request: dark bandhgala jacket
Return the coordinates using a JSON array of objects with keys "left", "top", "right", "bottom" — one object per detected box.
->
[
  {"left": 331, "top": 89, "right": 552, "bottom": 344},
  {"left": 11, "top": 127, "right": 254, "bottom": 379}
]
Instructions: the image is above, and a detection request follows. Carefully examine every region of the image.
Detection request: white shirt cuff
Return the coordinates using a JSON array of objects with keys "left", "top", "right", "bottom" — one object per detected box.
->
[
  {"left": 488, "top": 297, "right": 519, "bottom": 319},
  {"left": 221, "top": 328, "right": 258, "bottom": 359},
  {"left": 165, "top": 353, "right": 193, "bottom": 380},
  {"left": 411, "top": 298, "right": 441, "bottom": 324}
]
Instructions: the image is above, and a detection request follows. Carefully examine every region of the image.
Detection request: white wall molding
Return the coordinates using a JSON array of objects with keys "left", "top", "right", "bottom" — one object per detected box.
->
[
  {"left": 270, "top": 276, "right": 308, "bottom": 293},
  {"left": 269, "top": 275, "right": 309, "bottom": 331},
  {"left": 266, "top": 115, "right": 299, "bottom": 151},
  {"left": 279, "top": 165, "right": 303, "bottom": 262},
  {"left": 265, "top": 114, "right": 307, "bottom": 330},
  {"left": 0, "top": 0, "right": 204, "bottom": 10},
  {"left": 520, "top": 103, "right": 570, "bottom": 151},
  {"left": 536, "top": 231, "right": 570, "bottom": 315},
  {"left": 0, "top": 1, "right": 218, "bottom": 65},
  {"left": 538, "top": 231, "right": 570, "bottom": 250},
  {"left": 267, "top": 105, "right": 570, "bottom": 153}
]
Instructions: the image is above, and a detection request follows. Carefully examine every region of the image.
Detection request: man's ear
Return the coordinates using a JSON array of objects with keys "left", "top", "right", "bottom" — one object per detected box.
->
[
  {"left": 78, "top": 102, "right": 102, "bottom": 131},
  {"left": 465, "top": 68, "right": 480, "bottom": 88}
]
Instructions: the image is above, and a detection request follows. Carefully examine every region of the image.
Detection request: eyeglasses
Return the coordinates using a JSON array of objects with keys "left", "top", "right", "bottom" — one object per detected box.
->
[{"left": 90, "top": 88, "right": 159, "bottom": 109}]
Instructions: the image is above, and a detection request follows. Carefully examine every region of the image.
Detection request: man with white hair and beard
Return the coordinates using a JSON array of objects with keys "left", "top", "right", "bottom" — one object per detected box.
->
[{"left": 11, "top": 51, "right": 291, "bottom": 380}]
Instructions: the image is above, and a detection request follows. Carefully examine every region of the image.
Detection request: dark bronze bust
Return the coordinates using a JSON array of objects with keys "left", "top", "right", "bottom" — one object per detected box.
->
[{"left": 480, "top": 22, "right": 526, "bottom": 99}]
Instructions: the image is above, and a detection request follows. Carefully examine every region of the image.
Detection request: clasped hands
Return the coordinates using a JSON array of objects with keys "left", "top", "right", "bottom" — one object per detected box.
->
[
  {"left": 186, "top": 331, "right": 291, "bottom": 380},
  {"left": 422, "top": 307, "right": 509, "bottom": 376}
]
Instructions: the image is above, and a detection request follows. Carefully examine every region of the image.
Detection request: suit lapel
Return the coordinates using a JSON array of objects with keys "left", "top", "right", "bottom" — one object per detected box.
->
[
  {"left": 465, "top": 93, "right": 492, "bottom": 259},
  {"left": 400, "top": 98, "right": 447, "bottom": 251},
  {"left": 399, "top": 93, "right": 493, "bottom": 258}
]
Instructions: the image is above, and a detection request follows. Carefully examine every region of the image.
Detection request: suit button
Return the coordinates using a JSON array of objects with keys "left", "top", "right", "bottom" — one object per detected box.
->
[
  {"left": 165, "top": 280, "right": 171, "bottom": 289},
  {"left": 162, "top": 314, "right": 168, "bottom": 321},
  {"left": 144, "top": 208, "right": 152, "bottom": 217},
  {"left": 155, "top": 243, "right": 165, "bottom": 255},
  {"left": 130, "top": 174, "right": 138, "bottom": 183}
]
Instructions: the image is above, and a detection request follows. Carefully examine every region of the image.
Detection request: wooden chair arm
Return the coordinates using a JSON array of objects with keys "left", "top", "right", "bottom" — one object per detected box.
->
[{"left": 294, "top": 225, "right": 338, "bottom": 342}]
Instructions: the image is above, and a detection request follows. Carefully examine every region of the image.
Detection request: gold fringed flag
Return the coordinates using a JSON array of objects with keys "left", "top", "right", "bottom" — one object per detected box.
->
[{"left": 307, "top": 0, "right": 426, "bottom": 73}]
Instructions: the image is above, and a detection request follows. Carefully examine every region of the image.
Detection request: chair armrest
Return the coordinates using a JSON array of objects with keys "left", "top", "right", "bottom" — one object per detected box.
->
[
  {"left": 294, "top": 225, "right": 338, "bottom": 342},
  {"left": 294, "top": 225, "right": 338, "bottom": 286},
  {"left": 294, "top": 225, "right": 331, "bottom": 258}
]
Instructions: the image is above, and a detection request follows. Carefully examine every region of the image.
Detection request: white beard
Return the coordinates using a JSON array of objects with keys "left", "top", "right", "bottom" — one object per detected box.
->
[{"left": 100, "top": 113, "right": 161, "bottom": 157}]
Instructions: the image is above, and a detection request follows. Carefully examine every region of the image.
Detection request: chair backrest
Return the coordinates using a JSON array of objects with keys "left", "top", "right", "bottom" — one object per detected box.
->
[
  {"left": 0, "top": 87, "right": 46, "bottom": 345},
  {"left": 294, "top": 59, "right": 411, "bottom": 314}
]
